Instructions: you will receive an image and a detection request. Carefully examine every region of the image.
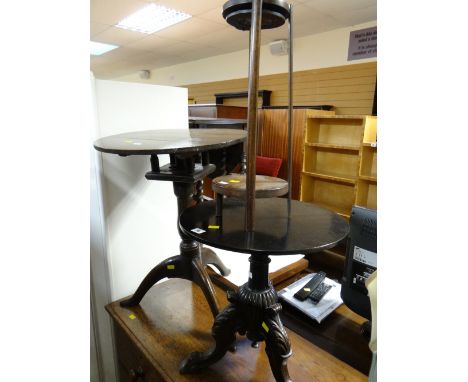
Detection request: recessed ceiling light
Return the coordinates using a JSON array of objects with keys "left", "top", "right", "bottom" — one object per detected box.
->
[
  {"left": 115, "top": 4, "right": 192, "bottom": 34},
  {"left": 90, "top": 41, "right": 119, "bottom": 56}
]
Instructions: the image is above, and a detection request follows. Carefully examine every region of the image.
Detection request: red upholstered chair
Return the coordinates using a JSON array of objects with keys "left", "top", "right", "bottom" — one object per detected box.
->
[{"left": 255, "top": 155, "right": 282, "bottom": 177}]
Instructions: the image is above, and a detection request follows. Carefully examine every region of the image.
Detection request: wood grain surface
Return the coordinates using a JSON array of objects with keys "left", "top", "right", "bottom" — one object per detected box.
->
[
  {"left": 185, "top": 62, "right": 376, "bottom": 115},
  {"left": 212, "top": 174, "right": 288, "bottom": 198},
  {"left": 107, "top": 278, "right": 367, "bottom": 382}
]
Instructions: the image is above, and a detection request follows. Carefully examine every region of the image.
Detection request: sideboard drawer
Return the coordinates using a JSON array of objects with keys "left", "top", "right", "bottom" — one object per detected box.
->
[{"left": 114, "top": 324, "right": 165, "bottom": 382}]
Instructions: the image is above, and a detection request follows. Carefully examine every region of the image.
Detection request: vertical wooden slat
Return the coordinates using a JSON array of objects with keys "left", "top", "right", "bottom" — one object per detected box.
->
[{"left": 258, "top": 109, "right": 307, "bottom": 199}]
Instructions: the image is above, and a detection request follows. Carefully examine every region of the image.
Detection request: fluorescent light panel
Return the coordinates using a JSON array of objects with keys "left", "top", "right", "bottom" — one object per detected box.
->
[
  {"left": 90, "top": 41, "right": 119, "bottom": 56},
  {"left": 115, "top": 4, "right": 192, "bottom": 34}
]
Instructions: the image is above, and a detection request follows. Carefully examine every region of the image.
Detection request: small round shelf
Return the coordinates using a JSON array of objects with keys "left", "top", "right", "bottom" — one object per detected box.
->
[
  {"left": 222, "top": 0, "right": 290, "bottom": 31},
  {"left": 212, "top": 174, "right": 288, "bottom": 199}
]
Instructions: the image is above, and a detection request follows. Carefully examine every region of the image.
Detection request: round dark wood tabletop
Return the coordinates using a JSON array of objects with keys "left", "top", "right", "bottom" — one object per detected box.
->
[
  {"left": 179, "top": 198, "right": 349, "bottom": 255},
  {"left": 93, "top": 128, "right": 247, "bottom": 156}
]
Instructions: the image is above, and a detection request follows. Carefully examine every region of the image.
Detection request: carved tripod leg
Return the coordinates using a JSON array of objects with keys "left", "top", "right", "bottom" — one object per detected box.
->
[
  {"left": 191, "top": 256, "right": 220, "bottom": 318},
  {"left": 120, "top": 255, "right": 186, "bottom": 307},
  {"left": 201, "top": 246, "right": 231, "bottom": 276},
  {"left": 180, "top": 300, "right": 239, "bottom": 374},
  {"left": 264, "top": 303, "right": 293, "bottom": 382}
]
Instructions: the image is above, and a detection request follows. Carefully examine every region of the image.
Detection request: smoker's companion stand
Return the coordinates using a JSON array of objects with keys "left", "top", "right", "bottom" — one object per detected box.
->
[{"left": 177, "top": 1, "right": 350, "bottom": 381}]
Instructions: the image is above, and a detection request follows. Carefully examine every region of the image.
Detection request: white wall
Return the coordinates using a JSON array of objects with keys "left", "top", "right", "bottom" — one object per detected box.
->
[
  {"left": 90, "top": 73, "right": 117, "bottom": 382},
  {"left": 90, "top": 78, "right": 187, "bottom": 380},
  {"left": 93, "top": 80, "right": 188, "bottom": 300},
  {"left": 117, "top": 21, "right": 376, "bottom": 87}
]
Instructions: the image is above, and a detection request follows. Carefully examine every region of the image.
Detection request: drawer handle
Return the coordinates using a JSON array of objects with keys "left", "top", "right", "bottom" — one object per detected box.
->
[{"left": 129, "top": 366, "right": 145, "bottom": 381}]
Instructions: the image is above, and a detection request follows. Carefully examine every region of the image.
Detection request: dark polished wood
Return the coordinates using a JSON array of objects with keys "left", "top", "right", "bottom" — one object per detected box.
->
[
  {"left": 180, "top": 198, "right": 349, "bottom": 255},
  {"left": 180, "top": 256, "right": 293, "bottom": 382},
  {"left": 188, "top": 104, "right": 247, "bottom": 119},
  {"left": 212, "top": 174, "right": 289, "bottom": 198},
  {"left": 244, "top": 0, "right": 263, "bottom": 233},
  {"left": 179, "top": 194, "right": 349, "bottom": 381},
  {"left": 206, "top": 257, "right": 309, "bottom": 291},
  {"left": 107, "top": 278, "right": 367, "bottom": 382},
  {"left": 94, "top": 128, "right": 247, "bottom": 320},
  {"left": 93, "top": 128, "right": 247, "bottom": 156},
  {"left": 189, "top": 117, "right": 247, "bottom": 126},
  {"left": 222, "top": 0, "right": 290, "bottom": 30},
  {"left": 214, "top": 90, "right": 272, "bottom": 107}
]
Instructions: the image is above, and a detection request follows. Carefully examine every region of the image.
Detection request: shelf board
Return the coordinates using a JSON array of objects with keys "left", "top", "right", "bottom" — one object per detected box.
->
[
  {"left": 359, "top": 174, "right": 377, "bottom": 182},
  {"left": 307, "top": 115, "right": 367, "bottom": 121},
  {"left": 302, "top": 171, "right": 356, "bottom": 185},
  {"left": 362, "top": 142, "right": 377, "bottom": 148},
  {"left": 305, "top": 142, "right": 361, "bottom": 151}
]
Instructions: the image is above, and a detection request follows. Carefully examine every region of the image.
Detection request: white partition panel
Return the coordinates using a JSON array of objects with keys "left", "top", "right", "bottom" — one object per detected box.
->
[
  {"left": 90, "top": 78, "right": 187, "bottom": 381},
  {"left": 93, "top": 79, "right": 188, "bottom": 300}
]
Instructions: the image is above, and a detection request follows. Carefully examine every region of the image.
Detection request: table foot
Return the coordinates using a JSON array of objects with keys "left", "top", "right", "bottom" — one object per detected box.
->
[
  {"left": 264, "top": 304, "right": 292, "bottom": 382},
  {"left": 120, "top": 253, "right": 220, "bottom": 319},
  {"left": 191, "top": 256, "right": 221, "bottom": 318},
  {"left": 120, "top": 255, "right": 184, "bottom": 308},
  {"left": 201, "top": 246, "right": 231, "bottom": 276},
  {"left": 180, "top": 303, "right": 238, "bottom": 374},
  {"left": 180, "top": 279, "right": 293, "bottom": 382}
]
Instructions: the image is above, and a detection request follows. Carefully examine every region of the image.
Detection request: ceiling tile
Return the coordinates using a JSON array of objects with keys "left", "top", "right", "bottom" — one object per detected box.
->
[
  {"left": 332, "top": 5, "right": 377, "bottom": 26},
  {"left": 292, "top": 4, "right": 345, "bottom": 36},
  {"left": 153, "top": 17, "right": 227, "bottom": 41},
  {"left": 197, "top": 7, "right": 228, "bottom": 25},
  {"left": 195, "top": 27, "right": 249, "bottom": 50},
  {"left": 302, "top": 0, "right": 376, "bottom": 16},
  {"left": 92, "top": 26, "right": 148, "bottom": 45},
  {"left": 153, "top": 41, "right": 208, "bottom": 56},
  {"left": 176, "top": 46, "right": 226, "bottom": 63},
  {"left": 145, "top": 0, "right": 227, "bottom": 16},
  {"left": 90, "top": 46, "right": 148, "bottom": 63},
  {"left": 91, "top": 0, "right": 148, "bottom": 25},
  {"left": 90, "top": 0, "right": 378, "bottom": 79},
  {"left": 90, "top": 21, "right": 111, "bottom": 37},
  {"left": 126, "top": 34, "right": 181, "bottom": 51}
]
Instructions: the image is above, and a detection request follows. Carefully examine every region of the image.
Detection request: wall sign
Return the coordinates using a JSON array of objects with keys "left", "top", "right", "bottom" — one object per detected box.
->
[{"left": 347, "top": 26, "right": 377, "bottom": 61}]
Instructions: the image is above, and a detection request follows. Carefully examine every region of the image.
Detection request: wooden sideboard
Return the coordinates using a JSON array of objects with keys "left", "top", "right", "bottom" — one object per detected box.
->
[
  {"left": 107, "top": 278, "right": 368, "bottom": 382},
  {"left": 188, "top": 104, "right": 247, "bottom": 119}
]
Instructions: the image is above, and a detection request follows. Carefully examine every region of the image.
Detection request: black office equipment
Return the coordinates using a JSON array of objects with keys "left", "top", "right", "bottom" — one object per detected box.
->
[
  {"left": 308, "top": 283, "right": 332, "bottom": 305},
  {"left": 340, "top": 206, "right": 377, "bottom": 320},
  {"left": 293, "top": 271, "right": 326, "bottom": 301}
]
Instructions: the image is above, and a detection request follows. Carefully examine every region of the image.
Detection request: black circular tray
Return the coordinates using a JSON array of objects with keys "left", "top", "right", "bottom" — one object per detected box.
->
[{"left": 223, "top": 0, "right": 290, "bottom": 31}]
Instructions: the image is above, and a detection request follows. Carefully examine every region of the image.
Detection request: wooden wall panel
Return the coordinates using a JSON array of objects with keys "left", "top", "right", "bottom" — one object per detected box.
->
[
  {"left": 257, "top": 109, "right": 307, "bottom": 200},
  {"left": 257, "top": 109, "right": 334, "bottom": 200},
  {"left": 185, "top": 62, "right": 376, "bottom": 115}
]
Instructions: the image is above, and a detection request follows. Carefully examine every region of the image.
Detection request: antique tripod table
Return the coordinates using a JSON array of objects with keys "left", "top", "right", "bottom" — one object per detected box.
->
[
  {"left": 94, "top": 128, "right": 247, "bottom": 318},
  {"left": 178, "top": 197, "right": 349, "bottom": 381}
]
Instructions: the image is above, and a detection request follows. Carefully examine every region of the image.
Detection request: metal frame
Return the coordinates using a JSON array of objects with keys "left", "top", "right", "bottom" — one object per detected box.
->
[{"left": 244, "top": 0, "right": 293, "bottom": 232}]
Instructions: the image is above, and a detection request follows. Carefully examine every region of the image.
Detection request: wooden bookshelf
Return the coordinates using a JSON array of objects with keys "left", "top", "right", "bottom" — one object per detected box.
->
[
  {"left": 357, "top": 116, "right": 377, "bottom": 209},
  {"left": 300, "top": 115, "right": 377, "bottom": 217}
]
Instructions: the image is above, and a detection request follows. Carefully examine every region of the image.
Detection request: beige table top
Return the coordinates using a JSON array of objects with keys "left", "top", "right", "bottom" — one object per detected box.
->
[{"left": 212, "top": 174, "right": 289, "bottom": 198}]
